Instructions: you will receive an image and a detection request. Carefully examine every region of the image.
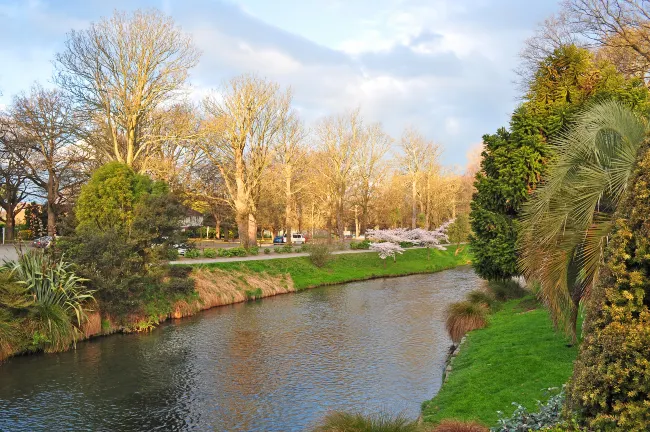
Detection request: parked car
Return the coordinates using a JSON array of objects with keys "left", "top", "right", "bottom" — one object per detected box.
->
[
  {"left": 273, "top": 234, "right": 306, "bottom": 245},
  {"left": 175, "top": 243, "right": 191, "bottom": 256},
  {"left": 32, "top": 236, "right": 53, "bottom": 248}
]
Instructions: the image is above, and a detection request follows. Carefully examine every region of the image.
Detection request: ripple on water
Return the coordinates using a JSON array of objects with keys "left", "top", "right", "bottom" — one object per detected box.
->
[{"left": 0, "top": 266, "right": 480, "bottom": 431}]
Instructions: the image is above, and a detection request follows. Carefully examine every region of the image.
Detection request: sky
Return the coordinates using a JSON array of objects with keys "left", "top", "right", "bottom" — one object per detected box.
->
[{"left": 0, "top": 0, "right": 560, "bottom": 169}]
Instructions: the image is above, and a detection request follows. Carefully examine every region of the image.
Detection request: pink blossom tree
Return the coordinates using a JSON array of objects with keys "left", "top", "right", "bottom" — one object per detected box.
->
[{"left": 369, "top": 242, "right": 405, "bottom": 266}]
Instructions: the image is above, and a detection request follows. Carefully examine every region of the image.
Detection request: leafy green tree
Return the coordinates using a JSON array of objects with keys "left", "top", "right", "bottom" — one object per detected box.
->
[
  {"left": 470, "top": 44, "right": 649, "bottom": 281},
  {"left": 520, "top": 101, "right": 648, "bottom": 342},
  {"left": 62, "top": 162, "right": 187, "bottom": 318},
  {"left": 568, "top": 143, "right": 650, "bottom": 431}
]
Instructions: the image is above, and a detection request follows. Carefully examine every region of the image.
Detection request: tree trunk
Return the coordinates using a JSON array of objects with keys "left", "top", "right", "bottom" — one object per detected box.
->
[
  {"left": 5, "top": 207, "right": 15, "bottom": 242},
  {"left": 47, "top": 173, "right": 57, "bottom": 236},
  {"left": 237, "top": 214, "right": 249, "bottom": 248},
  {"left": 337, "top": 194, "right": 345, "bottom": 244},
  {"left": 569, "top": 298, "right": 579, "bottom": 346},
  {"left": 215, "top": 220, "right": 221, "bottom": 240},
  {"left": 285, "top": 169, "right": 293, "bottom": 245},
  {"left": 411, "top": 178, "right": 417, "bottom": 229},
  {"left": 354, "top": 205, "right": 359, "bottom": 238},
  {"left": 247, "top": 213, "right": 257, "bottom": 247}
]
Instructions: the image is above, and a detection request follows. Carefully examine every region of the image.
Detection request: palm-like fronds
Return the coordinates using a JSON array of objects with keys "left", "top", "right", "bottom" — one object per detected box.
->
[
  {"left": 519, "top": 101, "right": 648, "bottom": 339},
  {"left": 3, "top": 251, "right": 95, "bottom": 327}
]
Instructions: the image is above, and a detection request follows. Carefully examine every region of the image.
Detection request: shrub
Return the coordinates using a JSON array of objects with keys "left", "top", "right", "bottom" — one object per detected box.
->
[
  {"left": 168, "top": 266, "right": 192, "bottom": 278},
  {"left": 185, "top": 249, "right": 201, "bottom": 259},
  {"left": 249, "top": 246, "right": 260, "bottom": 256},
  {"left": 445, "top": 301, "right": 488, "bottom": 343},
  {"left": 17, "top": 229, "right": 33, "bottom": 240},
  {"left": 435, "top": 420, "right": 489, "bottom": 432},
  {"left": 166, "top": 248, "right": 179, "bottom": 261},
  {"left": 164, "top": 277, "right": 195, "bottom": 296},
  {"left": 567, "top": 153, "right": 650, "bottom": 432},
  {"left": 264, "top": 248, "right": 271, "bottom": 255},
  {"left": 492, "top": 390, "right": 565, "bottom": 432},
  {"left": 487, "top": 280, "right": 527, "bottom": 301},
  {"left": 350, "top": 239, "right": 371, "bottom": 250},
  {"left": 309, "top": 244, "right": 332, "bottom": 268},
  {"left": 202, "top": 248, "right": 217, "bottom": 258},
  {"left": 218, "top": 247, "right": 247, "bottom": 257},
  {"left": 466, "top": 290, "right": 497, "bottom": 310},
  {"left": 399, "top": 241, "right": 415, "bottom": 248},
  {"left": 4, "top": 251, "right": 95, "bottom": 328},
  {"left": 312, "top": 411, "right": 427, "bottom": 432}
]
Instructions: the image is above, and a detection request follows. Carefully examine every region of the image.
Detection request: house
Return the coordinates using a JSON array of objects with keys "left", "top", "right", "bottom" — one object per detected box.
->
[{"left": 180, "top": 208, "right": 204, "bottom": 229}]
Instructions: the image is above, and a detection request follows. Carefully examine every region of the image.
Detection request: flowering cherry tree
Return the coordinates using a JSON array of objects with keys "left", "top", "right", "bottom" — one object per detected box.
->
[
  {"left": 365, "top": 219, "right": 455, "bottom": 262},
  {"left": 365, "top": 228, "right": 409, "bottom": 244},
  {"left": 369, "top": 242, "right": 405, "bottom": 266}
]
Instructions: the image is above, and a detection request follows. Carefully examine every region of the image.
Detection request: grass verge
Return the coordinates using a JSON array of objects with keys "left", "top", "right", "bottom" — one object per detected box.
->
[
  {"left": 422, "top": 296, "right": 578, "bottom": 427},
  {"left": 184, "top": 247, "right": 472, "bottom": 290}
]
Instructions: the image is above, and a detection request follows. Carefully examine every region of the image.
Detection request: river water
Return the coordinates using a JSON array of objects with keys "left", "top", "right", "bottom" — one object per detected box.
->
[{"left": 0, "top": 266, "right": 480, "bottom": 431}]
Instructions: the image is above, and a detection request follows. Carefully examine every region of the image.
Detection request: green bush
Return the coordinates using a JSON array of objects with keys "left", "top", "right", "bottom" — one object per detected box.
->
[
  {"left": 492, "top": 389, "right": 565, "bottom": 432},
  {"left": 202, "top": 248, "right": 217, "bottom": 258},
  {"left": 350, "top": 239, "right": 371, "bottom": 250},
  {"left": 168, "top": 266, "right": 192, "bottom": 278},
  {"left": 217, "top": 247, "right": 247, "bottom": 258},
  {"left": 164, "top": 277, "right": 195, "bottom": 296},
  {"left": 487, "top": 280, "right": 527, "bottom": 301},
  {"left": 17, "top": 229, "right": 33, "bottom": 240},
  {"left": 445, "top": 301, "right": 488, "bottom": 343},
  {"left": 185, "top": 249, "right": 201, "bottom": 259},
  {"left": 567, "top": 150, "right": 650, "bottom": 431},
  {"left": 466, "top": 290, "right": 497, "bottom": 310},
  {"left": 399, "top": 241, "right": 415, "bottom": 248},
  {"left": 264, "top": 248, "right": 271, "bottom": 255},
  {"left": 308, "top": 244, "right": 331, "bottom": 268},
  {"left": 249, "top": 246, "right": 260, "bottom": 256}
]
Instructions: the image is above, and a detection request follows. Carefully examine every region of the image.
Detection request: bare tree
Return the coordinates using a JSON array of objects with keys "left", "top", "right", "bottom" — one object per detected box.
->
[
  {"left": 201, "top": 75, "right": 291, "bottom": 248},
  {"left": 316, "top": 110, "right": 362, "bottom": 243},
  {"left": 276, "top": 112, "right": 308, "bottom": 244},
  {"left": 518, "top": 12, "right": 583, "bottom": 90},
  {"left": 55, "top": 9, "right": 201, "bottom": 169},
  {"left": 400, "top": 127, "right": 435, "bottom": 229},
  {"left": 354, "top": 123, "right": 391, "bottom": 235},
  {"left": 9, "top": 85, "right": 85, "bottom": 236},
  {"left": 564, "top": 0, "right": 650, "bottom": 82},
  {"left": 0, "top": 119, "right": 31, "bottom": 241}
]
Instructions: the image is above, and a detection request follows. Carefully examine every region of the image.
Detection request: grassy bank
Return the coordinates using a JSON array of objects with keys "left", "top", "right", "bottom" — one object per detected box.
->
[
  {"left": 188, "top": 246, "right": 472, "bottom": 290},
  {"left": 422, "top": 296, "right": 578, "bottom": 427}
]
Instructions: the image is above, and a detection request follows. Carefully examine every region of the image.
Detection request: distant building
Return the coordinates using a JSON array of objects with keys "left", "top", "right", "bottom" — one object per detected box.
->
[{"left": 180, "top": 208, "right": 204, "bottom": 229}]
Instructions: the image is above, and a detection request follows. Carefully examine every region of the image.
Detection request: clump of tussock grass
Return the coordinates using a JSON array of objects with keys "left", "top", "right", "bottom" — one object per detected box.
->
[
  {"left": 445, "top": 301, "right": 488, "bottom": 343},
  {"left": 312, "top": 411, "right": 430, "bottom": 432},
  {"left": 432, "top": 420, "right": 489, "bottom": 432},
  {"left": 466, "top": 290, "right": 497, "bottom": 310}
]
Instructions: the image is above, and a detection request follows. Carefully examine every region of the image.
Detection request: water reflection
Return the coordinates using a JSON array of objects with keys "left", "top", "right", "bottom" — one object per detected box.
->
[{"left": 0, "top": 266, "right": 480, "bottom": 431}]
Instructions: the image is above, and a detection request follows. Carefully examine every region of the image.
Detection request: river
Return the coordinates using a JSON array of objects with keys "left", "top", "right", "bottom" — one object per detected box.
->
[{"left": 0, "top": 266, "right": 480, "bottom": 431}]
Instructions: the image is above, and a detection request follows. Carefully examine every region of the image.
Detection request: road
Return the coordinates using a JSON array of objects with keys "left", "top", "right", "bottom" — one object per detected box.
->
[{"left": 0, "top": 244, "right": 31, "bottom": 262}]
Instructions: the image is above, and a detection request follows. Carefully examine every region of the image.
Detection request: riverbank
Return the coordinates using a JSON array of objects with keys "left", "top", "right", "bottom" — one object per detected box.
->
[
  {"left": 2, "top": 247, "right": 472, "bottom": 362},
  {"left": 421, "top": 295, "right": 578, "bottom": 427},
  {"left": 190, "top": 247, "right": 472, "bottom": 289}
]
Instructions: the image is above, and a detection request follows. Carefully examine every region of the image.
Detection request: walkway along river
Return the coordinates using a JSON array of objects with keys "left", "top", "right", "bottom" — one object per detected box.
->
[{"left": 0, "top": 266, "right": 480, "bottom": 431}]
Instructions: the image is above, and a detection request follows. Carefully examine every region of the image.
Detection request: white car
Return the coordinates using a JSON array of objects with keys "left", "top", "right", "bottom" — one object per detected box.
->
[{"left": 290, "top": 233, "right": 306, "bottom": 245}]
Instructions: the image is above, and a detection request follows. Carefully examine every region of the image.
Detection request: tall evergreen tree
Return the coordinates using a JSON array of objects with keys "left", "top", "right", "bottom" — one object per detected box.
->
[{"left": 470, "top": 45, "right": 649, "bottom": 280}]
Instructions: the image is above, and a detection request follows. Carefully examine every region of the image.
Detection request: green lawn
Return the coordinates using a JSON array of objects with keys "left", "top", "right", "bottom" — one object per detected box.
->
[
  {"left": 188, "top": 247, "right": 472, "bottom": 290},
  {"left": 421, "top": 297, "right": 579, "bottom": 427}
]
